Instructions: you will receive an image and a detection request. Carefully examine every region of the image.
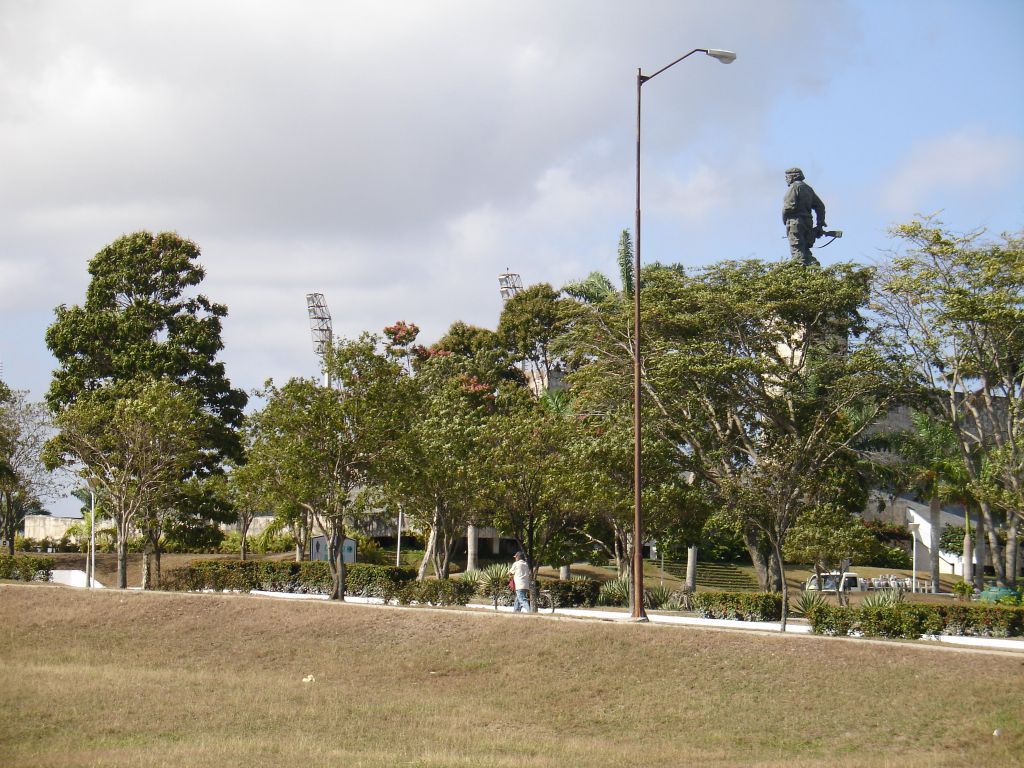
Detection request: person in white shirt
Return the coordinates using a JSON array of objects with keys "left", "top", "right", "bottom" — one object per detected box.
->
[{"left": 509, "top": 551, "right": 532, "bottom": 613}]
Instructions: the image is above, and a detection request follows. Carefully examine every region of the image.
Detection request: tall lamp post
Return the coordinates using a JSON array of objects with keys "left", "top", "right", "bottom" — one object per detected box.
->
[{"left": 632, "top": 48, "right": 736, "bottom": 621}]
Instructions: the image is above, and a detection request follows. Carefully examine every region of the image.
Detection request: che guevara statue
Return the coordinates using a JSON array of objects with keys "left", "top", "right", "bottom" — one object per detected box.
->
[{"left": 782, "top": 167, "right": 826, "bottom": 266}]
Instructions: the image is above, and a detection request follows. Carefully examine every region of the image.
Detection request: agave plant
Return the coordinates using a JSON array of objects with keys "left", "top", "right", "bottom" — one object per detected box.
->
[
  {"left": 598, "top": 576, "right": 630, "bottom": 607},
  {"left": 661, "top": 589, "right": 692, "bottom": 612},
  {"left": 860, "top": 588, "right": 905, "bottom": 610},
  {"left": 459, "top": 569, "right": 484, "bottom": 589},
  {"left": 479, "top": 563, "right": 512, "bottom": 609},
  {"left": 791, "top": 590, "right": 829, "bottom": 618},
  {"left": 645, "top": 583, "right": 675, "bottom": 610}
]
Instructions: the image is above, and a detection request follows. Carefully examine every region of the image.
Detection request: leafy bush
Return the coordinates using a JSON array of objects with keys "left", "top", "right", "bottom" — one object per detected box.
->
[
  {"left": 396, "top": 579, "right": 476, "bottom": 606},
  {"left": 162, "top": 521, "right": 225, "bottom": 553},
  {"left": 866, "top": 544, "right": 913, "bottom": 568},
  {"left": 346, "top": 564, "right": 417, "bottom": 597},
  {"left": 351, "top": 534, "right": 389, "bottom": 565},
  {"left": 539, "top": 577, "right": 600, "bottom": 608},
  {"left": 859, "top": 604, "right": 932, "bottom": 639},
  {"left": 597, "top": 576, "right": 630, "bottom": 607},
  {"left": 961, "top": 604, "right": 1023, "bottom": 638},
  {"left": 252, "top": 529, "right": 297, "bottom": 555},
  {"left": 13, "top": 536, "right": 78, "bottom": 553},
  {"left": 218, "top": 531, "right": 245, "bottom": 555},
  {"left": 952, "top": 580, "right": 974, "bottom": 600},
  {"left": 691, "top": 591, "right": 783, "bottom": 622},
  {"left": 807, "top": 602, "right": 1024, "bottom": 639},
  {"left": 806, "top": 604, "right": 858, "bottom": 636},
  {"left": 0, "top": 554, "right": 55, "bottom": 582},
  {"left": 161, "top": 560, "right": 413, "bottom": 597}
]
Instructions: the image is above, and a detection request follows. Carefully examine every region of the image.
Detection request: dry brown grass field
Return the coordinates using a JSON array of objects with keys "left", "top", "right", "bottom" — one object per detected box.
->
[{"left": 1, "top": 583, "right": 1021, "bottom": 768}]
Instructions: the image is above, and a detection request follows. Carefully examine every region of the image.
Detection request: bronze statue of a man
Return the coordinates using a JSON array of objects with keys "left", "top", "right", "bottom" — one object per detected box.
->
[{"left": 782, "top": 167, "right": 826, "bottom": 266}]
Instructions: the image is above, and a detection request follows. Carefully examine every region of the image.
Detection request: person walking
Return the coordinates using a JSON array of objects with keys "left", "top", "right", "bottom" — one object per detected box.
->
[{"left": 509, "top": 551, "right": 532, "bottom": 613}]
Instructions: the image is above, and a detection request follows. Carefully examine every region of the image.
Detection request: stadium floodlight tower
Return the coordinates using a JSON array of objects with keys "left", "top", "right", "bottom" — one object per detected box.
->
[
  {"left": 306, "top": 293, "right": 333, "bottom": 388},
  {"left": 498, "top": 270, "right": 524, "bottom": 302}
]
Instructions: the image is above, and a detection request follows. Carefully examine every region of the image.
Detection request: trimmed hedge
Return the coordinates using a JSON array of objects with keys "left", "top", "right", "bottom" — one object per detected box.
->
[
  {"left": 0, "top": 554, "right": 55, "bottom": 582},
  {"left": 396, "top": 579, "right": 477, "bottom": 607},
  {"left": 691, "top": 591, "right": 783, "bottom": 622},
  {"left": 162, "top": 560, "right": 416, "bottom": 597},
  {"left": 538, "top": 577, "right": 601, "bottom": 608},
  {"left": 807, "top": 603, "right": 1024, "bottom": 639},
  {"left": 346, "top": 564, "right": 418, "bottom": 598}
]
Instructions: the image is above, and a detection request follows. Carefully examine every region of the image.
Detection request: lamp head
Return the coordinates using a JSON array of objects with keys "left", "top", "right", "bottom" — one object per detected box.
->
[{"left": 706, "top": 49, "right": 737, "bottom": 64}]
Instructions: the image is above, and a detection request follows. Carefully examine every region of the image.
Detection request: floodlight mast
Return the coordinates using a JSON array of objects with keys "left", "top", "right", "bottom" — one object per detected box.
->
[
  {"left": 306, "top": 293, "right": 333, "bottom": 388},
  {"left": 498, "top": 270, "right": 524, "bottom": 303}
]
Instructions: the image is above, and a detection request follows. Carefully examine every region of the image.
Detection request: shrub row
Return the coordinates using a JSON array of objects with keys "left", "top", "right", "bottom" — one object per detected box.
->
[
  {"left": 807, "top": 603, "right": 1024, "bottom": 639},
  {"left": 0, "top": 554, "right": 55, "bottom": 582},
  {"left": 162, "top": 560, "right": 417, "bottom": 596},
  {"left": 538, "top": 577, "right": 601, "bottom": 608},
  {"left": 691, "top": 591, "right": 783, "bottom": 622},
  {"left": 394, "top": 579, "right": 477, "bottom": 606}
]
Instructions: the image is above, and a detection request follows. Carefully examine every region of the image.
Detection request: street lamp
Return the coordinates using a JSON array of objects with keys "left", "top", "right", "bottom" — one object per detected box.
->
[{"left": 632, "top": 48, "right": 736, "bottom": 621}]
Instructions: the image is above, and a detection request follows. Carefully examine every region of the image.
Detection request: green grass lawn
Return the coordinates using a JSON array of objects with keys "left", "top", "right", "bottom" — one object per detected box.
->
[{"left": 1, "top": 582, "right": 1021, "bottom": 768}]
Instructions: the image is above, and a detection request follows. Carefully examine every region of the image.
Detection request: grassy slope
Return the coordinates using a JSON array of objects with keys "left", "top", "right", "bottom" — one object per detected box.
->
[{"left": 1, "top": 584, "right": 1021, "bottom": 768}]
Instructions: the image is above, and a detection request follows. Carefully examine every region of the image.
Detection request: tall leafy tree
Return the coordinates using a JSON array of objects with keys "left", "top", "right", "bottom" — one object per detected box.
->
[
  {"left": 377, "top": 320, "right": 511, "bottom": 579},
  {"left": 875, "top": 218, "right": 1024, "bottom": 585},
  {"left": 44, "top": 232, "right": 247, "bottom": 583},
  {"left": 244, "top": 378, "right": 359, "bottom": 599},
  {"left": 643, "top": 261, "right": 903, "bottom": 628},
  {"left": 784, "top": 505, "right": 875, "bottom": 606},
  {"left": 562, "top": 257, "right": 905, "bottom": 628},
  {"left": 0, "top": 388, "right": 60, "bottom": 554},
  {"left": 45, "top": 231, "right": 247, "bottom": 465},
  {"left": 244, "top": 336, "right": 404, "bottom": 599},
  {"left": 497, "top": 283, "right": 569, "bottom": 389},
  {"left": 476, "top": 394, "right": 586, "bottom": 610},
  {"left": 43, "top": 380, "right": 204, "bottom": 588}
]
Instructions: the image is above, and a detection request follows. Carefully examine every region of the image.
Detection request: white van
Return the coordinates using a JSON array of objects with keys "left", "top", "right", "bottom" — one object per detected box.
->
[{"left": 804, "top": 572, "right": 865, "bottom": 592}]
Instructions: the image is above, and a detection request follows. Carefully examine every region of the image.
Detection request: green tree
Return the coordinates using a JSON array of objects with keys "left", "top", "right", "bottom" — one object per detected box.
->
[
  {"left": 0, "top": 389, "right": 59, "bottom": 555},
  {"left": 245, "top": 336, "right": 404, "bottom": 599},
  {"left": 43, "top": 380, "right": 204, "bottom": 588},
  {"left": 563, "top": 258, "right": 905, "bottom": 629},
  {"left": 244, "top": 378, "right": 360, "bottom": 599},
  {"left": 44, "top": 232, "right": 247, "bottom": 574},
  {"left": 476, "top": 396, "right": 586, "bottom": 611},
  {"left": 385, "top": 362, "right": 487, "bottom": 580},
  {"left": 45, "top": 232, "right": 247, "bottom": 457},
  {"left": 875, "top": 218, "right": 1023, "bottom": 585},
  {"left": 377, "top": 319, "right": 520, "bottom": 579},
  {"left": 497, "top": 283, "right": 569, "bottom": 391},
  {"left": 784, "top": 505, "right": 875, "bottom": 606}
]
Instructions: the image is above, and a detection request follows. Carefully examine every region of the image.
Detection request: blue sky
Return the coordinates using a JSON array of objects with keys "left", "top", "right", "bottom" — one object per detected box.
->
[{"left": 1, "top": 0, "right": 1022, "bottom": 513}]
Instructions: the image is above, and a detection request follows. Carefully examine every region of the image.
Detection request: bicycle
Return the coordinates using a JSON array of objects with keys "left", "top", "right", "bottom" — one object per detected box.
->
[{"left": 534, "top": 589, "right": 555, "bottom": 613}]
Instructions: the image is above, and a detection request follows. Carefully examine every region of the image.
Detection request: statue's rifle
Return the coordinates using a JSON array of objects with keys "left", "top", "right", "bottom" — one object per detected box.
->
[{"left": 815, "top": 228, "right": 843, "bottom": 249}]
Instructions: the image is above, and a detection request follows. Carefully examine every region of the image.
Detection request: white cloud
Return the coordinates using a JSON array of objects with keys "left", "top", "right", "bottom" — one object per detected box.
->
[{"left": 881, "top": 130, "right": 1024, "bottom": 214}]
